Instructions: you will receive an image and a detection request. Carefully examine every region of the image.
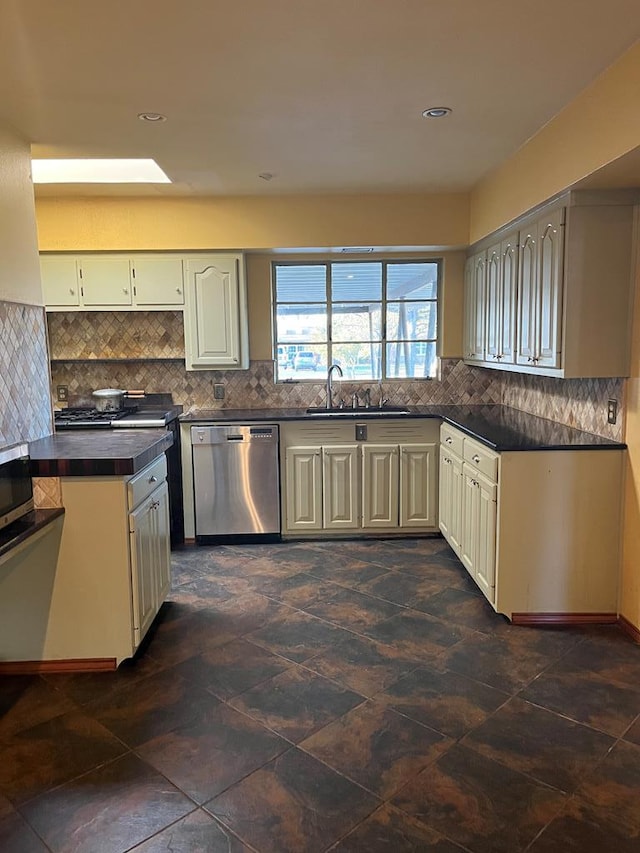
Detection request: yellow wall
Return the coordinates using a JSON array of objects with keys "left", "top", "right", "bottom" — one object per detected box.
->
[
  {"left": 35, "top": 192, "right": 469, "bottom": 252},
  {"left": 0, "top": 125, "right": 42, "bottom": 305},
  {"left": 621, "top": 221, "right": 640, "bottom": 630},
  {"left": 470, "top": 40, "right": 640, "bottom": 241}
]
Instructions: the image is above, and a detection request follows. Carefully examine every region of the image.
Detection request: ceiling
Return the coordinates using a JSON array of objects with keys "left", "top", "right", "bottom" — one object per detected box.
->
[{"left": 1, "top": 0, "right": 639, "bottom": 198}]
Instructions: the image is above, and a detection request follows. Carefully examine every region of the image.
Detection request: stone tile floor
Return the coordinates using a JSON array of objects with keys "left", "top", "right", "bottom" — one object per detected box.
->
[{"left": 1, "top": 537, "right": 640, "bottom": 852}]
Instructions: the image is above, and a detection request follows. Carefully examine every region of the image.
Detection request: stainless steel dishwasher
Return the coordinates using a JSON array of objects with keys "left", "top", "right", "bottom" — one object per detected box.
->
[{"left": 191, "top": 424, "right": 280, "bottom": 541}]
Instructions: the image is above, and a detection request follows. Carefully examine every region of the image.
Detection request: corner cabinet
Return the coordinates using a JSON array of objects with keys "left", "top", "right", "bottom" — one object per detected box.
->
[
  {"left": 183, "top": 255, "right": 249, "bottom": 370},
  {"left": 438, "top": 423, "right": 624, "bottom": 621},
  {"left": 281, "top": 420, "right": 439, "bottom": 537},
  {"left": 463, "top": 190, "right": 638, "bottom": 378}
]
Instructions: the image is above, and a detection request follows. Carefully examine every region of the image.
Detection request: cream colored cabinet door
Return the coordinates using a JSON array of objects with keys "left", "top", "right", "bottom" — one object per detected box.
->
[
  {"left": 79, "top": 258, "right": 133, "bottom": 306},
  {"left": 517, "top": 209, "right": 564, "bottom": 369},
  {"left": 285, "top": 446, "right": 322, "bottom": 531},
  {"left": 132, "top": 258, "right": 184, "bottom": 306},
  {"left": 361, "top": 444, "right": 399, "bottom": 528},
  {"left": 536, "top": 209, "right": 564, "bottom": 369},
  {"left": 153, "top": 481, "right": 172, "bottom": 604},
  {"left": 517, "top": 226, "right": 538, "bottom": 365},
  {"left": 460, "top": 463, "right": 497, "bottom": 601},
  {"left": 498, "top": 235, "right": 518, "bottom": 364},
  {"left": 322, "top": 446, "right": 359, "bottom": 529},
  {"left": 40, "top": 256, "right": 81, "bottom": 307},
  {"left": 474, "top": 473, "right": 497, "bottom": 602},
  {"left": 399, "top": 443, "right": 437, "bottom": 528},
  {"left": 464, "top": 252, "right": 486, "bottom": 361},
  {"left": 438, "top": 446, "right": 463, "bottom": 556},
  {"left": 484, "top": 243, "right": 501, "bottom": 362},
  {"left": 184, "top": 256, "right": 247, "bottom": 369}
]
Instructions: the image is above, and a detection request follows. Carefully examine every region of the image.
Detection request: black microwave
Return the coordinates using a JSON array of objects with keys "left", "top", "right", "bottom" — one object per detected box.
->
[{"left": 0, "top": 443, "right": 34, "bottom": 531}]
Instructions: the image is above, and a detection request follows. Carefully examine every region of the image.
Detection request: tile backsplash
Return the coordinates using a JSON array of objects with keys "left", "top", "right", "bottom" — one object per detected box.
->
[
  {"left": 0, "top": 300, "right": 52, "bottom": 446},
  {"left": 48, "top": 310, "right": 625, "bottom": 440}
]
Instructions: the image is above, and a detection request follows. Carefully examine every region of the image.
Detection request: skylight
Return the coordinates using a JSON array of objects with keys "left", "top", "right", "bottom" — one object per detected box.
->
[{"left": 31, "top": 159, "right": 171, "bottom": 184}]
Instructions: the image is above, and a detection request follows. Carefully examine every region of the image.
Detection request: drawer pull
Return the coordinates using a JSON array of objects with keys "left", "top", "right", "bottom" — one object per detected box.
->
[
  {"left": 148, "top": 475, "right": 158, "bottom": 484},
  {"left": 472, "top": 454, "right": 481, "bottom": 464},
  {"left": 445, "top": 437, "right": 452, "bottom": 444}
]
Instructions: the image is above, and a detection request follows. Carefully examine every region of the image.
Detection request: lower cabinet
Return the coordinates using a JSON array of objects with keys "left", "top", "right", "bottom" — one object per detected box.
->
[
  {"left": 129, "top": 478, "right": 171, "bottom": 647},
  {"left": 440, "top": 424, "right": 498, "bottom": 604},
  {"left": 281, "top": 420, "right": 439, "bottom": 536},
  {"left": 32, "top": 454, "right": 172, "bottom": 665},
  {"left": 438, "top": 422, "right": 624, "bottom": 620}
]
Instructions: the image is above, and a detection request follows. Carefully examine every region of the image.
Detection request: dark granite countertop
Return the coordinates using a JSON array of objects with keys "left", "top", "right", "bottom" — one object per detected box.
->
[
  {"left": 0, "top": 508, "right": 65, "bottom": 562},
  {"left": 180, "top": 404, "right": 625, "bottom": 451},
  {"left": 29, "top": 429, "right": 173, "bottom": 477}
]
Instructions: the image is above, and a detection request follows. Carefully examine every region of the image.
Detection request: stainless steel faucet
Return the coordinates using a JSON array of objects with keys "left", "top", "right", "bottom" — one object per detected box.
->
[
  {"left": 327, "top": 364, "right": 343, "bottom": 409},
  {"left": 326, "top": 363, "right": 343, "bottom": 409}
]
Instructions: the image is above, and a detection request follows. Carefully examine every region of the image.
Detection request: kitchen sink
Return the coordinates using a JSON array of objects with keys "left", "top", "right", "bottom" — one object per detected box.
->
[{"left": 305, "top": 405, "right": 411, "bottom": 417}]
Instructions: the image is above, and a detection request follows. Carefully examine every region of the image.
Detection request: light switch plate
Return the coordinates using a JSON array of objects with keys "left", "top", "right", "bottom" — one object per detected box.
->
[{"left": 214, "top": 384, "right": 225, "bottom": 400}]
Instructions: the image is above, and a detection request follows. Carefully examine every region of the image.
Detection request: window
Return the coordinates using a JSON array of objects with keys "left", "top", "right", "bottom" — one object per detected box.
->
[{"left": 273, "top": 260, "right": 440, "bottom": 381}]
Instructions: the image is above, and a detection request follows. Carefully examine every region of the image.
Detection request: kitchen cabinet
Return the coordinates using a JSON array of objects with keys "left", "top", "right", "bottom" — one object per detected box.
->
[
  {"left": 285, "top": 446, "right": 323, "bottom": 531},
  {"left": 439, "top": 424, "right": 498, "bottom": 604},
  {"left": 323, "top": 445, "right": 359, "bottom": 529},
  {"left": 463, "top": 189, "right": 637, "bottom": 378},
  {"left": 280, "top": 420, "right": 439, "bottom": 536},
  {"left": 183, "top": 254, "right": 249, "bottom": 370},
  {"left": 463, "top": 252, "right": 486, "bottom": 362},
  {"left": 516, "top": 209, "right": 563, "bottom": 369},
  {"left": 12, "top": 454, "right": 172, "bottom": 666},
  {"left": 128, "top": 462, "right": 171, "bottom": 648},
  {"left": 438, "top": 422, "right": 623, "bottom": 620},
  {"left": 40, "top": 254, "right": 185, "bottom": 310},
  {"left": 485, "top": 233, "right": 518, "bottom": 365}
]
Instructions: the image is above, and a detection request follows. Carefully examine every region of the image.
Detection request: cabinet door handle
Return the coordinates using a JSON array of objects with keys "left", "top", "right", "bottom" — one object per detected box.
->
[
  {"left": 176, "top": 288, "right": 182, "bottom": 293},
  {"left": 472, "top": 455, "right": 481, "bottom": 464},
  {"left": 148, "top": 475, "right": 157, "bottom": 484},
  {"left": 69, "top": 288, "right": 75, "bottom": 295},
  {"left": 445, "top": 437, "right": 452, "bottom": 444},
  {"left": 123, "top": 288, "right": 129, "bottom": 294}
]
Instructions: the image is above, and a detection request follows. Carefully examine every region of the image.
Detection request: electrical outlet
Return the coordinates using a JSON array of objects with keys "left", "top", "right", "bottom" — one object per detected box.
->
[
  {"left": 57, "top": 385, "right": 69, "bottom": 402},
  {"left": 607, "top": 399, "right": 618, "bottom": 425},
  {"left": 213, "top": 384, "right": 225, "bottom": 400}
]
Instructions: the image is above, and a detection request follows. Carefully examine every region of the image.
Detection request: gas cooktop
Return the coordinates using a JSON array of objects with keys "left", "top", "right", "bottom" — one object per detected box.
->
[{"left": 54, "top": 407, "right": 175, "bottom": 429}]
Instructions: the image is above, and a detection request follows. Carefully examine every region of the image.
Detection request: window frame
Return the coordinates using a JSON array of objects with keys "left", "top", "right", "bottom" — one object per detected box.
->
[{"left": 272, "top": 257, "right": 442, "bottom": 382}]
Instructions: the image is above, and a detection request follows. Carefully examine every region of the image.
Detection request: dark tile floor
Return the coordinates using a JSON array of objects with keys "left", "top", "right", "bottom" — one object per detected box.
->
[{"left": 1, "top": 537, "right": 640, "bottom": 852}]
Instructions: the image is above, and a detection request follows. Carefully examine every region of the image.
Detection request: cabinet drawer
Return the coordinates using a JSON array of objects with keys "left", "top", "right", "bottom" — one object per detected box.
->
[
  {"left": 440, "top": 423, "right": 464, "bottom": 457},
  {"left": 463, "top": 438, "right": 498, "bottom": 482},
  {"left": 128, "top": 455, "right": 167, "bottom": 510}
]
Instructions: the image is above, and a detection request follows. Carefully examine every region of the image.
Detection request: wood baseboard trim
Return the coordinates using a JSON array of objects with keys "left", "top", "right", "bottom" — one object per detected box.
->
[
  {"left": 618, "top": 614, "right": 640, "bottom": 644},
  {"left": 183, "top": 537, "right": 196, "bottom": 546},
  {"left": 0, "top": 658, "right": 117, "bottom": 675},
  {"left": 511, "top": 612, "right": 618, "bottom": 627}
]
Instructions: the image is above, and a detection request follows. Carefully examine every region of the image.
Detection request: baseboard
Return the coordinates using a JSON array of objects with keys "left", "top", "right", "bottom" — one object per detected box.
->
[
  {"left": 618, "top": 614, "right": 640, "bottom": 644},
  {"left": 0, "top": 657, "right": 117, "bottom": 674},
  {"left": 511, "top": 612, "right": 618, "bottom": 627}
]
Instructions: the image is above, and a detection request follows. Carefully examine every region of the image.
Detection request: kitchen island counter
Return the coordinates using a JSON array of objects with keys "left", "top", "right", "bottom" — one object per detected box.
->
[
  {"left": 180, "top": 404, "right": 624, "bottom": 452},
  {"left": 29, "top": 429, "right": 173, "bottom": 477}
]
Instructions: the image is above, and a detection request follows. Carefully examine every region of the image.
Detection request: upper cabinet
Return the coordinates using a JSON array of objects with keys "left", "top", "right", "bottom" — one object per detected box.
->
[
  {"left": 183, "top": 255, "right": 249, "bottom": 370},
  {"left": 41, "top": 254, "right": 184, "bottom": 310},
  {"left": 463, "top": 190, "right": 638, "bottom": 378}
]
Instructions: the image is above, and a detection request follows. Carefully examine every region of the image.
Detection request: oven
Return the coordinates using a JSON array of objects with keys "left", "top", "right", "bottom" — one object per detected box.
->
[{"left": 54, "top": 397, "right": 184, "bottom": 546}]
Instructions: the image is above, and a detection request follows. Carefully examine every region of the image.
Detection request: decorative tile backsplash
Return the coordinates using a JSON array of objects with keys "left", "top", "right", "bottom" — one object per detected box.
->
[
  {"left": 47, "top": 310, "right": 625, "bottom": 440},
  {"left": 0, "top": 301, "right": 52, "bottom": 447},
  {"left": 47, "top": 310, "right": 184, "bottom": 360}
]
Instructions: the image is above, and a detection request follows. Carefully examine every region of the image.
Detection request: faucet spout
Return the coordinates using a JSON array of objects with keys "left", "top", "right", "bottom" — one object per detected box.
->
[{"left": 326, "top": 363, "right": 343, "bottom": 409}]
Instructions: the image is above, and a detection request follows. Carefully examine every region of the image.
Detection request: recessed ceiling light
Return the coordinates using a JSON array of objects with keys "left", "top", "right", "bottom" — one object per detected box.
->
[
  {"left": 422, "top": 107, "right": 452, "bottom": 118},
  {"left": 31, "top": 158, "right": 171, "bottom": 184},
  {"left": 138, "top": 112, "right": 167, "bottom": 122}
]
